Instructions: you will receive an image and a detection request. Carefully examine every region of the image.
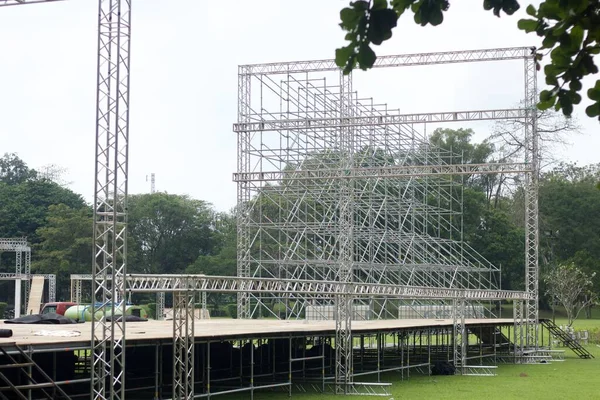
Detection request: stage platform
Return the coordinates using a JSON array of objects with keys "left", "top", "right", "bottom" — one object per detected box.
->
[{"left": 0, "top": 318, "right": 516, "bottom": 349}]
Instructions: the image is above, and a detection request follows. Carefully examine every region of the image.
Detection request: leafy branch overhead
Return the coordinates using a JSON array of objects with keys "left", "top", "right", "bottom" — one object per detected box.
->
[{"left": 336, "top": 0, "right": 600, "bottom": 120}]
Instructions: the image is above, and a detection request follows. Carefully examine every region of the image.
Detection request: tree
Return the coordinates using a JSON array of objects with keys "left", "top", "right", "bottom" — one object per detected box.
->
[
  {"left": 127, "top": 193, "right": 219, "bottom": 274},
  {"left": 427, "top": 128, "right": 496, "bottom": 195},
  {"left": 335, "top": 0, "right": 600, "bottom": 119},
  {"left": 0, "top": 179, "right": 87, "bottom": 243},
  {"left": 187, "top": 211, "right": 237, "bottom": 276},
  {"left": 490, "top": 101, "right": 581, "bottom": 170},
  {"left": 538, "top": 162, "right": 600, "bottom": 263},
  {"left": 37, "top": 164, "right": 72, "bottom": 188},
  {"left": 470, "top": 207, "right": 526, "bottom": 290},
  {"left": 0, "top": 153, "right": 37, "bottom": 185},
  {"left": 544, "top": 262, "right": 598, "bottom": 326},
  {"left": 32, "top": 204, "right": 93, "bottom": 301}
]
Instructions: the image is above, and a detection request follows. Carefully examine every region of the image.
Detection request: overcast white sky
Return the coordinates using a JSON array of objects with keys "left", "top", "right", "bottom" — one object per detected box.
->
[{"left": 0, "top": 0, "right": 598, "bottom": 212}]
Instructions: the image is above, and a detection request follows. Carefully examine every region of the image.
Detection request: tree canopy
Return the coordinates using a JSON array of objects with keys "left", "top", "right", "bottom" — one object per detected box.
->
[
  {"left": 0, "top": 148, "right": 598, "bottom": 316},
  {"left": 335, "top": 0, "right": 600, "bottom": 120}
]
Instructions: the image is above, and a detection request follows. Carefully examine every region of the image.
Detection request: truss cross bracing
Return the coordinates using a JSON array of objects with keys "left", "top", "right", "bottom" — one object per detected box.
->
[
  {"left": 0, "top": 0, "right": 63, "bottom": 6},
  {"left": 0, "top": 273, "right": 56, "bottom": 304},
  {"left": 2, "top": 1, "right": 132, "bottom": 397},
  {"left": 234, "top": 46, "right": 539, "bottom": 387},
  {"left": 0, "top": 238, "right": 32, "bottom": 317}
]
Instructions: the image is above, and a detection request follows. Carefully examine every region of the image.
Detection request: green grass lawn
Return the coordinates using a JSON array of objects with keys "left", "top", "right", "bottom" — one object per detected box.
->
[
  {"left": 229, "top": 344, "right": 599, "bottom": 400},
  {"left": 223, "top": 314, "right": 600, "bottom": 400}
]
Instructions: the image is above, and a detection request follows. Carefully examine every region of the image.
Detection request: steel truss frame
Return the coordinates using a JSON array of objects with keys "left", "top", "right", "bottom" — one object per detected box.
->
[
  {"left": 0, "top": 0, "right": 63, "bottom": 6},
  {"left": 0, "top": 238, "right": 32, "bottom": 317},
  {"left": 123, "top": 274, "right": 532, "bottom": 300},
  {"left": 70, "top": 274, "right": 199, "bottom": 321},
  {"left": 90, "top": 1, "right": 131, "bottom": 400},
  {"left": 0, "top": 1, "right": 132, "bottom": 399},
  {"left": 0, "top": 273, "right": 56, "bottom": 303},
  {"left": 234, "top": 46, "right": 539, "bottom": 389},
  {"left": 3, "top": 0, "right": 540, "bottom": 394},
  {"left": 172, "top": 292, "right": 195, "bottom": 400}
]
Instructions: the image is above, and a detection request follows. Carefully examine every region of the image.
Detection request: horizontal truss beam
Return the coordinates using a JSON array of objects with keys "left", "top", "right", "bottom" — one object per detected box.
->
[
  {"left": 233, "top": 108, "right": 526, "bottom": 132},
  {"left": 0, "top": 238, "right": 29, "bottom": 251},
  {"left": 123, "top": 274, "right": 533, "bottom": 301},
  {"left": 233, "top": 162, "right": 529, "bottom": 182},
  {"left": 240, "top": 47, "right": 534, "bottom": 75},
  {"left": 0, "top": 0, "right": 63, "bottom": 6},
  {"left": 0, "top": 273, "right": 55, "bottom": 280}
]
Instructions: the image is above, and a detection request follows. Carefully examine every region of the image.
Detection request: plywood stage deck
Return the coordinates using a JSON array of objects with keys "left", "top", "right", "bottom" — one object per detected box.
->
[{"left": 0, "top": 318, "right": 516, "bottom": 349}]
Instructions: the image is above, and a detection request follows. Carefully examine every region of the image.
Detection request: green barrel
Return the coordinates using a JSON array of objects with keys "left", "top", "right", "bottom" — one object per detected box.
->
[{"left": 64, "top": 305, "right": 92, "bottom": 322}]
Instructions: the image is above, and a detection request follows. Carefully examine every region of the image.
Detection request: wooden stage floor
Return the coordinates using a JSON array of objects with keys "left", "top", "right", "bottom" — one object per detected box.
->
[{"left": 0, "top": 318, "right": 516, "bottom": 348}]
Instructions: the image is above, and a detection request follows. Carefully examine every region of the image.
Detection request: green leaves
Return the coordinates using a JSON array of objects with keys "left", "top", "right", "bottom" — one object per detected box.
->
[
  {"left": 336, "top": 0, "right": 451, "bottom": 74},
  {"left": 368, "top": 8, "right": 398, "bottom": 44},
  {"left": 412, "top": 0, "right": 448, "bottom": 26},
  {"left": 586, "top": 80, "right": 600, "bottom": 117},
  {"left": 336, "top": 1, "right": 375, "bottom": 73},
  {"left": 517, "top": 18, "right": 538, "bottom": 33},
  {"left": 518, "top": 1, "right": 600, "bottom": 120},
  {"left": 483, "top": 0, "right": 521, "bottom": 17},
  {"left": 335, "top": 0, "right": 600, "bottom": 120},
  {"left": 357, "top": 43, "right": 377, "bottom": 68}
]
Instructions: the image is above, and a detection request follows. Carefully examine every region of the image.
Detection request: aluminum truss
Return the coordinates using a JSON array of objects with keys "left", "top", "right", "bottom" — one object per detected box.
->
[
  {"left": 453, "top": 298, "right": 466, "bottom": 374},
  {"left": 172, "top": 292, "right": 195, "bottom": 400},
  {"left": 0, "top": 238, "right": 32, "bottom": 317},
  {"left": 124, "top": 274, "right": 532, "bottom": 300},
  {"left": 0, "top": 0, "right": 63, "bottom": 6},
  {"left": 0, "top": 273, "right": 56, "bottom": 303},
  {"left": 91, "top": 1, "right": 132, "bottom": 399},
  {"left": 234, "top": 46, "right": 539, "bottom": 388},
  {"left": 70, "top": 274, "right": 167, "bottom": 320},
  {"left": 2, "top": 1, "right": 133, "bottom": 397},
  {"left": 524, "top": 56, "right": 540, "bottom": 348}
]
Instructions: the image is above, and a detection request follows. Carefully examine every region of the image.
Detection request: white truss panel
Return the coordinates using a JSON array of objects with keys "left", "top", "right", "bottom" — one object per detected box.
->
[
  {"left": 240, "top": 47, "right": 533, "bottom": 75},
  {"left": 123, "top": 274, "right": 532, "bottom": 301},
  {"left": 233, "top": 108, "right": 527, "bottom": 132},
  {"left": 0, "top": 0, "right": 62, "bottom": 6}
]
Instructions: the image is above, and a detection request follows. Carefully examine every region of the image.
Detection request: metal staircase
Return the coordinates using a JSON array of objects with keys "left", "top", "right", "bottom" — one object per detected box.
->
[
  {"left": 471, "top": 326, "right": 511, "bottom": 349},
  {"left": 541, "top": 319, "right": 595, "bottom": 359},
  {"left": 0, "top": 343, "right": 72, "bottom": 399}
]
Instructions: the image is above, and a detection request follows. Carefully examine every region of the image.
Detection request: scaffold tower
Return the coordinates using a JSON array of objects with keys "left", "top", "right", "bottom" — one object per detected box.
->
[{"left": 233, "top": 47, "right": 539, "bottom": 387}]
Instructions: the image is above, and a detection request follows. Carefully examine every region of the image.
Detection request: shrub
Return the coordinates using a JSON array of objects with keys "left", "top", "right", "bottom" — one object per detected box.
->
[
  {"left": 589, "top": 327, "right": 600, "bottom": 344},
  {"left": 0, "top": 302, "right": 6, "bottom": 318},
  {"left": 145, "top": 303, "right": 157, "bottom": 319},
  {"left": 226, "top": 304, "right": 237, "bottom": 319}
]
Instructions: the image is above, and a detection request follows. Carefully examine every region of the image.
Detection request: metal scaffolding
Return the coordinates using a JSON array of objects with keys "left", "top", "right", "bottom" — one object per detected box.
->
[
  {"left": 90, "top": 1, "right": 132, "bottom": 400},
  {"left": 2, "top": 0, "right": 541, "bottom": 393},
  {"left": 0, "top": 273, "right": 56, "bottom": 303},
  {"left": 0, "top": 238, "right": 32, "bottom": 317},
  {"left": 233, "top": 47, "right": 539, "bottom": 387}
]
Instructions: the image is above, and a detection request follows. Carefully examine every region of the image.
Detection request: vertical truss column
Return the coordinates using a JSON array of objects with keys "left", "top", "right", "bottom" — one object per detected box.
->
[
  {"left": 23, "top": 247, "right": 31, "bottom": 312},
  {"left": 91, "top": 1, "right": 132, "bottom": 399},
  {"left": 335, "top": 71, "right": 354, "bottom": 393},
  {"left": 236, "top": 67, "right": 252, "bottom": 319},
  {"left": 14, "top": 250, "right": 22, "bottom": 318},
  {"left": 156, "top": 292, "right": 165, "bottom": 320},
  {"left": 452, "top": 298, "right": 466, "bottom": 374},
  {"left": 172, "top": 291, "right": 195, "bottom": 400},
  {"left": 524, "top": 54, "right": 539, "bottom": 348},
  {"left": 201, "top": 291, "right": 207, "bottom": 319},
  {"left": 49, "top": 275, "right": 56, "bottom": 303},
  {"left": 513, "top": 299, "right": 525, "bottom": 358},
  {"left": 71, "top": 278, "right": 82, "bottom": 304}
]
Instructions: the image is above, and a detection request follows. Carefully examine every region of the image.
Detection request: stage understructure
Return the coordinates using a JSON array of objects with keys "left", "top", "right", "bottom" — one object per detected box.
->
[{"left": 0, "top": 2, "right": 553, "bottom": 400}]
